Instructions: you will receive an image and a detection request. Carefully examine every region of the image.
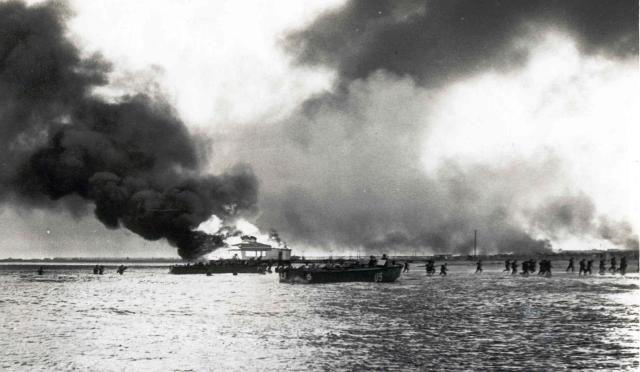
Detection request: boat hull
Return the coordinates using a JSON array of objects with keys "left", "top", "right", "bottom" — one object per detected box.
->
[{"left": 278, "top": 265, "right": 402, "bottom": 284}]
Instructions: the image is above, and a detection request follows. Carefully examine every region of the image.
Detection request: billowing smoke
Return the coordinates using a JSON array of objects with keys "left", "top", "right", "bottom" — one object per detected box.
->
[
  {"left": 531, "top": 194, "right": 639, "bottom": 250},
  {"left": 269, "top": 229, "right": 283, "bottom": 246},
  {"left": 3, "top": 1, "right": 636, "bottom": 258},
  {"left": 0, "top": 1, "right": 258, "bottom": 259},
  {"left": 211, "top": 0, "right": 638, "bottom": 255},
  {"left": 287, "top": 0, "right": 638, "bottom": 87}
]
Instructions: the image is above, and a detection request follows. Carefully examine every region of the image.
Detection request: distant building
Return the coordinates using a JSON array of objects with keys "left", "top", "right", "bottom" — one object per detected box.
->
[
  {"left": 432, "top": 254, "right": 451, "bottom": 260},
  {"left": 230, "top": 236, "right": 291, "bottom": 260}
]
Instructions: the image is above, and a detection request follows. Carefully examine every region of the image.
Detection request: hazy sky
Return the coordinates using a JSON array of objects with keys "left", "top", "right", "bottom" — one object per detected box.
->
[{"left": 0, "top": 0, "right": 637, "bottom": 258}]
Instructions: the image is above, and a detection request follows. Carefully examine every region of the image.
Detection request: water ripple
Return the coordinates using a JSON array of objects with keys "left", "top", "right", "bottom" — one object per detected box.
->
[{"left": 0, "top": 266, "right": 637, "bottom": 371}]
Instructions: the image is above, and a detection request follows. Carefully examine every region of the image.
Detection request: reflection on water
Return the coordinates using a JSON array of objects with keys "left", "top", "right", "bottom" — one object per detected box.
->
[{"left": 0, "top": 263, "right": 638, "bottom": 371}]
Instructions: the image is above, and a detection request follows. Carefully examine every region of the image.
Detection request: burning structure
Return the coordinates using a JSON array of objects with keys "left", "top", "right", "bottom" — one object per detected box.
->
[
  {"left": 229, "top": 236, "right": 292, "bottom": 261},
  {"left": 0, "top": 2, "right": 258, "bottom": 259}
]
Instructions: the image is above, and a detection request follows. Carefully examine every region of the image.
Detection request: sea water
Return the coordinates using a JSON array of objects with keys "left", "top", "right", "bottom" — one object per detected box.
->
[{"left": 0, "top": 262, "right": 638, "bottom": 371}]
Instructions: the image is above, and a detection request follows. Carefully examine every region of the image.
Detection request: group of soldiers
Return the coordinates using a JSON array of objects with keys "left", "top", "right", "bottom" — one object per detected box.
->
[
  {"left": 501, "top": 259, "right": 553, "bottom": 276},
  {"left": 424, "top": 260, "right": 448, "bottom": 276},
  {"left": 566, "top": 256, "right": 628, "bottom": 276},
  {"left": 418, "top": 255, "right": 631, "bottom": 277},
  {"left": 93, "top": 264, "right": 127, "bottom": 275},
  {"left": 36, "top": 264, "right": 127, "bottom": 276}
]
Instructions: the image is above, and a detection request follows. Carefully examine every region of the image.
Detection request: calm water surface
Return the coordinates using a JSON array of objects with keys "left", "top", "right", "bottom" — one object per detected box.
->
[{"left": 1, "top": 263, "right": 638, "bottom": 371}]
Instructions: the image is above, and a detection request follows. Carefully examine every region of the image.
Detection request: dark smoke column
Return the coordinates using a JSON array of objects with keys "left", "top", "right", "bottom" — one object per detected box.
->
[{"left": 0, "top": 1, "right": 259, "bottom": 259}]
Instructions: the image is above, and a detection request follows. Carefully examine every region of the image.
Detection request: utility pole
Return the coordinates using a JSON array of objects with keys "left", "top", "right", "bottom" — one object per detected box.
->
[{"left": 474, "top": 229, "right": 477, "bottom": 259}]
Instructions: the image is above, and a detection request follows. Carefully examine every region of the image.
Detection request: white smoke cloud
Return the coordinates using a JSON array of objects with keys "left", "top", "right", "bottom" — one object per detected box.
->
[
  {"left": 206, "top": 30, "right": 637, "bottom": 255},
  {"left": 423, "top": 32, "right": 638, "bottom": 227}
]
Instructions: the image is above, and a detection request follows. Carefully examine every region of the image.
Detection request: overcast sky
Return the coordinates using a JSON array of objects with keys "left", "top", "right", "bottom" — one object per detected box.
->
[{"left": 0, "top": 0, "right": 637, "bottom": 258}]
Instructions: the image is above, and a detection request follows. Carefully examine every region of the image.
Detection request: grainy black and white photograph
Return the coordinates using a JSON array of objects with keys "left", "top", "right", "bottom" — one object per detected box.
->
[{"left": 0, "top": 0, "right": 638, "bottom": 370}]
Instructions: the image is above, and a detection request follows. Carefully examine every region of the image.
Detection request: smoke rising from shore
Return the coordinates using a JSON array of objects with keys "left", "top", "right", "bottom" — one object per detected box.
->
[
  {"left": 0, "top": 1, "right": 258, "bottom": 259},
  {"left": 213, "top": 0, "right": 638, "bottom": 255},
  {"left": 531, "top": 194, "right": 639, "bottom": 250},
  {"left": 1, "top": 1, "right": 636, "bottom": 258}
]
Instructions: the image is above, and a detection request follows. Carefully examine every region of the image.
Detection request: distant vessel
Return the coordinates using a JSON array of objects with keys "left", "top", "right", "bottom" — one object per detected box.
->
[
  {"left": 169, "top": 261, "right": 270, "bottom": 275},
  {"left": 278, "top": 261, "right": 402, "bottom": 284}
]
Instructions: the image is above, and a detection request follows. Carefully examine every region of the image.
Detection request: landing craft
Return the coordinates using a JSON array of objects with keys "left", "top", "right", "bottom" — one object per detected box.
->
[{"left": 278, "top": 256, "right": 403, "bottom": 284}]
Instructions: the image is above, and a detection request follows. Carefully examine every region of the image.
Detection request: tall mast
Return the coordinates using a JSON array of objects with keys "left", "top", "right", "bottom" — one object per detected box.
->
[{"left": 474, "top": 229, "right": 477, "bottom": 259}]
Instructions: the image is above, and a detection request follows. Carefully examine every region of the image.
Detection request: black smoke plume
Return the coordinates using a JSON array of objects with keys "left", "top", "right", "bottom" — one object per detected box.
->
[{"left": 0, "top": 1, "right": 258, "bottom": 259}]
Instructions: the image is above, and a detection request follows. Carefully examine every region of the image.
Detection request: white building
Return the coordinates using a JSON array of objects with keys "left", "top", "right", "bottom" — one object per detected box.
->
[{"left": 229, "top": 238, "right": 291, "bottom": 260}]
